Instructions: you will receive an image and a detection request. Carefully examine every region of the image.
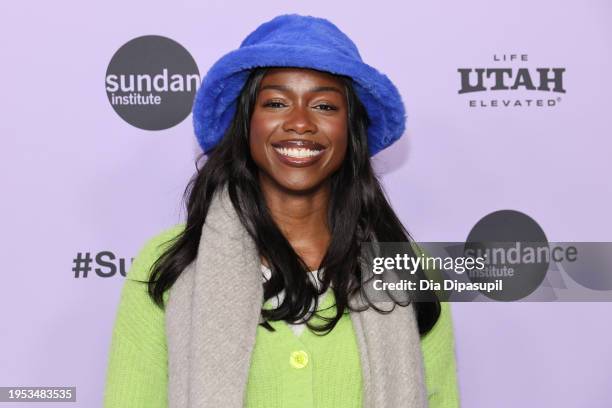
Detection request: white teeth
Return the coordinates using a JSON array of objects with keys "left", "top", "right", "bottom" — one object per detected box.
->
[{"left": 274, "top": 147, "right": 323, "bottom": 158}]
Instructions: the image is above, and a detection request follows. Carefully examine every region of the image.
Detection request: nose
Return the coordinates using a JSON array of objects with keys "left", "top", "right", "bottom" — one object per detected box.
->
[{"left": 282, "top": 104, "right": 317, "bottom": 135}]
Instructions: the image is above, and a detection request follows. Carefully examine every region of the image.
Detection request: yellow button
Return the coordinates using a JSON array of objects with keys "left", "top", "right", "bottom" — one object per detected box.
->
[{"left": 289, "top": 350, "right": 309, "bottom": 369}]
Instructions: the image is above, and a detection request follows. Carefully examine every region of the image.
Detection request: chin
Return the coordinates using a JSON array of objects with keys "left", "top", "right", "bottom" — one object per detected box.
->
[{"left": 274, "top": 177, "right": 326, "bottom": 194}]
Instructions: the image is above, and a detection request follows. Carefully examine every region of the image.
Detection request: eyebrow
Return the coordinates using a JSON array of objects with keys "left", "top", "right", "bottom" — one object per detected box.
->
[{"left": 259, "top": 84, "right": 344, "bottom": 95}]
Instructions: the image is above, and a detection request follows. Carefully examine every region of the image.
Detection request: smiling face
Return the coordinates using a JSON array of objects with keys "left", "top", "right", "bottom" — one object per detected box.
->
[{"left": 249, "top": 67, "right": 349, "bottom": 194}]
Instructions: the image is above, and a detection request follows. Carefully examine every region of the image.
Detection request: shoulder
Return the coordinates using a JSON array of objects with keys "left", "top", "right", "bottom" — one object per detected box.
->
[{"left": 127, "top": 223, "right": 186, "bottom": 282}]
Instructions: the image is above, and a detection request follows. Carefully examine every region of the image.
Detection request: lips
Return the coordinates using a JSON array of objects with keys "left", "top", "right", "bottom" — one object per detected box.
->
[{"left": 270, "top": 139, "right": 327, "bottom": 167}]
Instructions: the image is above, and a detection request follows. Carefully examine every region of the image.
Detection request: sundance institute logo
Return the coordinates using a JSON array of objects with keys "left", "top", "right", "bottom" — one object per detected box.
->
[
  {"left": 458, "top": 54, "right": 566, "bottom": 109},
  {"left": 105, "top": 35, "right": 200, "bottom": 130}
]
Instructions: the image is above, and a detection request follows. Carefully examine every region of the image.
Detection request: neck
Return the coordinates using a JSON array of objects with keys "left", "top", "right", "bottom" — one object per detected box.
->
[{"left": 258, "top": 177, "right": 332, "bottom": 270}]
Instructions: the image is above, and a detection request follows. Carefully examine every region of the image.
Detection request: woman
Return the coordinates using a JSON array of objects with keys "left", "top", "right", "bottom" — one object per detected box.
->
[{"left": 104, "top": 13, "right": 459, "bottom": 408}]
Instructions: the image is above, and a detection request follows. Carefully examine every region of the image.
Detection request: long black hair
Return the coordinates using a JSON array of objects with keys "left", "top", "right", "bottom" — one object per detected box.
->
[{"left": 146, "top": 66, "right": 441, "bottom": 336}]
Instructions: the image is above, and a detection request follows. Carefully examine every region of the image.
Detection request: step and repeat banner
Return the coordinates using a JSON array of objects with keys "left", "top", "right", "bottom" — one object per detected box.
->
[{"left": 2, "top": 1, "right": 611, "bottom": 407}]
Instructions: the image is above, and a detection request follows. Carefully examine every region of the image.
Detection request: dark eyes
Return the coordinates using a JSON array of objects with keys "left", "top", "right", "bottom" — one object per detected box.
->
[
  {"left": 316, "top": 104, "right": 338, "bottom": 111},
  {"left": 263, "top": 101, "right": 338, "bottom": 111},
  {"left": 263, "top": 101, "right": 285, "bottom": 108}
]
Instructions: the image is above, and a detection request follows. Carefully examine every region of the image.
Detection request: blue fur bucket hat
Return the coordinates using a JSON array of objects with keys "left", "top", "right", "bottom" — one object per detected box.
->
[{"left": 192, "top": 13, "right": 406, "bottom": 157}]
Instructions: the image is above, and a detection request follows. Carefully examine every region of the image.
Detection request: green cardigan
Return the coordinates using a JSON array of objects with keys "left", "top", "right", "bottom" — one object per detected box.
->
[{"left": 103, "top": 225, "right": 460, "bottom": 407}]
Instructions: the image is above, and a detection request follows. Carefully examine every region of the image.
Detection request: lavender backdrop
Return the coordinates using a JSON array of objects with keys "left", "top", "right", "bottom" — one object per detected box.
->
[{"left": 2, "top": 0, "right": 611, "bottom": 407}]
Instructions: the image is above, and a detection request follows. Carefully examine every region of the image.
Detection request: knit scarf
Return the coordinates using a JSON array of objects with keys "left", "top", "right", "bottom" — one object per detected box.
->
[{"left": 165, "top": 185, "right": 428, "bottom": 407}]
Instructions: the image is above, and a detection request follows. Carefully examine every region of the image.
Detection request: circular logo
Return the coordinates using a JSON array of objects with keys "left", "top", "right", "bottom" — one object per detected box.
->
[
  {"left": 464, "top": 210, "right": 549, "bottom": 301},
  {"left": 105, "top": 35, "right": 200, "bottom": 130},
  {"left": 562, "top": 243, "right": 612, "bottom": 291}
]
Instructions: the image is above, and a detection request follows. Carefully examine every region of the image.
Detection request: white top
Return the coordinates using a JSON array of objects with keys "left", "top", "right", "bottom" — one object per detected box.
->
[{"left": 260, "top": 263, "right": 330, "bottom": 337}]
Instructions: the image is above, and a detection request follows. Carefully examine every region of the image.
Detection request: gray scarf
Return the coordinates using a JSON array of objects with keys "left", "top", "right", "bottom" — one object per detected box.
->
[{"left": 165, "top": 185, "right": 428, "bottom": 407}]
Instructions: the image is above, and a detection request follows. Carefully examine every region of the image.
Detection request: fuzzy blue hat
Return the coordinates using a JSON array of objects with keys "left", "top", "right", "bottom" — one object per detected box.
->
[{"left": 192, "top": 13, "right": 406, "bottom": 157}]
